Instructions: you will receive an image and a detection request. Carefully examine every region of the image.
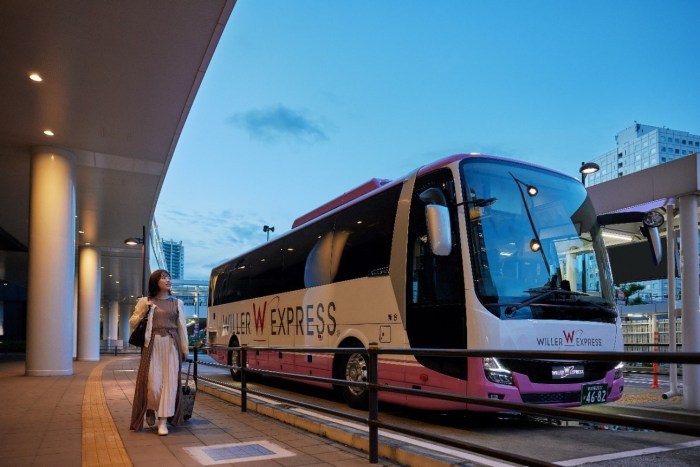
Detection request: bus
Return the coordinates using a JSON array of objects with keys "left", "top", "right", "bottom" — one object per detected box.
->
[{"left": 206, "top": 154, "right": 663, "bottom": 410}]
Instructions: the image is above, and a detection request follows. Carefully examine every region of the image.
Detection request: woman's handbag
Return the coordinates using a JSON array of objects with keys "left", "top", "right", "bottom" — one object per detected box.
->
[{"left": 128, "top": 308, "right": 149, "bottom": 347}]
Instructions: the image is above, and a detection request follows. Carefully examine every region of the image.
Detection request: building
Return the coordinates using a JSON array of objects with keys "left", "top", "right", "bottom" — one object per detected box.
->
[
  {"left": 171, "top": 279, "right": 208, "bottom": 344},
  {"left": 163, "top": 240, "right": 185, "bottom": 280},
  {"left": 586, "top": 123, "right": 700, "bottom": 187}
]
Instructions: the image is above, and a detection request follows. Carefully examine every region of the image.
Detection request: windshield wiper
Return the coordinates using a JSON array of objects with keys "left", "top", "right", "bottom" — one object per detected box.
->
[{"left": 505, "top": 287, "right": 585, "bottom": 315}]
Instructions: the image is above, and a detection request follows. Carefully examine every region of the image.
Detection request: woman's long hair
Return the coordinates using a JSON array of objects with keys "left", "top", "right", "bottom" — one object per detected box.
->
[{"left": 147, "top": 269, "right": 172, "bottom": 298}]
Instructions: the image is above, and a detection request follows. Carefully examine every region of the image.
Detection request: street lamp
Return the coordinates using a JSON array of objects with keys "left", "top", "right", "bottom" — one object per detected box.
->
[
  {"left": 263, "top": 225, "right": 275, "bottom": 241},
  {"left": 579, "top": 161, "right": 600, "bottom": 184},
  {"left": 124, "top": 225, "right": 147, "bottom": 296}
]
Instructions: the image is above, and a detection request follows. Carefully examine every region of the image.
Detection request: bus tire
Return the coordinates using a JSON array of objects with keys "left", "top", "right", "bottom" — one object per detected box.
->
[
  {"left": 227, "top": 337, "right": 241, "bottom": 381},
  {"left": 335, "top": 343, "right": 369, "bottom": 410}
]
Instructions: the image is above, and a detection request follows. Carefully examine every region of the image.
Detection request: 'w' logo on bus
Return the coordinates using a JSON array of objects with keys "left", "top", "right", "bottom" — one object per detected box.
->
[
  {"left": 562, "top": 330, "right": 576, "bottom": 344},
  {"left": 252, "top": 302, "right": 267, "bottom": 334}
]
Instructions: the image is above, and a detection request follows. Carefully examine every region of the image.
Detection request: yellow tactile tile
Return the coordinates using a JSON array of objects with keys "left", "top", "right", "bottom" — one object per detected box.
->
[{"left": 82, "top": 360, "right": 132, "bottom": 467}]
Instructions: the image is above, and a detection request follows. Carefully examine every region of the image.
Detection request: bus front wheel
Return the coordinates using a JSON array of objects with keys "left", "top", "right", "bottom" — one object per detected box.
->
[
  {"left": 227, "top": 337, "right": 241, "bottom": 381},
  {"left": 337, "top": 350, "right": 369, "bottom": 409}
]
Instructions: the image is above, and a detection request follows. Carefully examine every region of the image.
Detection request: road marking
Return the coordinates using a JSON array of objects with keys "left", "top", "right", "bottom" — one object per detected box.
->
[{"left": 554, "top": 439, "right": 700, "bottom": 466}]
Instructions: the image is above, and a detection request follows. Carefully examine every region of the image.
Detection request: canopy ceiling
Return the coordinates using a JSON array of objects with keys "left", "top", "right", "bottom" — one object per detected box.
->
[{"left": 0, "top": 0, "right": 235, "bottom": 303}]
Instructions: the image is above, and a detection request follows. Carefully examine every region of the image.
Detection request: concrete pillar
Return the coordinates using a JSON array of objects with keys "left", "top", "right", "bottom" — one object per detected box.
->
[
  {"left": 108, "top": 301, "right": 118, "bottom": 343},
  {"left": 26, "top": 147, "right": 76, "bottom": 376},
  {"left": 679, "top": 195, "right": 700, "bottom": 410},
  {"left": 119, "top": 301, "right": 131, "bottom": 346},
  {"left": 78, "top": 247, "right": 101, "bottom": 361},
  {"left": 666, "top": 202, "right": 680, "bottom": 397}
]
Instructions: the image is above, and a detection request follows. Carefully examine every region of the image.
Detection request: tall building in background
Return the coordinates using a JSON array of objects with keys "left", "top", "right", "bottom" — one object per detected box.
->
[
  {"left": 163, "top": 239, "right": 184, "bottom": 280},
  {"left": 585, "top": 123, "right": 700, "bottom": 187}
]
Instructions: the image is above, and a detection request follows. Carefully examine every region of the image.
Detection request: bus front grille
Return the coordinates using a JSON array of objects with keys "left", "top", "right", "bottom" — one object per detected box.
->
[{"left": 520, "top": 391, "right": 581, "bottom": 404}]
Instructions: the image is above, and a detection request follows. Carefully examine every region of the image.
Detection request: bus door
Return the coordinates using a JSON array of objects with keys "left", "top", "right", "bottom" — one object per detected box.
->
[{"left": 406, "top": 169, "right": 467, "bottom": 383}]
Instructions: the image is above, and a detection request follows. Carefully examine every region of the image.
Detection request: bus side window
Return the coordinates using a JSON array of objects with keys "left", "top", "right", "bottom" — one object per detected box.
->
[
  {"left": 333, "top": 185, "right": 401, "bottom": 282},
  {"left": 304, "top": 230, "right": 350, "bottom": 287}
]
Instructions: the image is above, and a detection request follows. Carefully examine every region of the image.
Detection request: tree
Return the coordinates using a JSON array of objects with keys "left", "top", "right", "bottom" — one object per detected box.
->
[{"left": 617, "top": 283, "right": 646, "bottom": 305}]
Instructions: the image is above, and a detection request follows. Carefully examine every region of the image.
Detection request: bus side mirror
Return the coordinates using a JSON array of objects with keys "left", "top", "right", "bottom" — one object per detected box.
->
[
  {"left": 425, "top": 204, "right": 452, "bottom": 256},
  {"left": 644, "top": 226, "right": 663, "bottom": 265},
  {"left": 642, "top": 210, "right": 665, "bottom": 266}
]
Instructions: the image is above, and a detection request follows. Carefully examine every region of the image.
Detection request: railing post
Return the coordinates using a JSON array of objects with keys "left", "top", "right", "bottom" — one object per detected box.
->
[
  {"left": 368, "top": 342, "right": 379, "bottom": 464},
  {"left": 193, "top": 346, "right": 198, "bottom": 385},
  {"left": 240, "top": 344, "right": 248, "bottom": 413}
]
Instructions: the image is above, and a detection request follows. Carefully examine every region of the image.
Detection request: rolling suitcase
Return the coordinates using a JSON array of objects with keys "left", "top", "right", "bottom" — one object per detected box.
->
[{"left": 181, "top": 361, "right": 196, "bottom": 420}]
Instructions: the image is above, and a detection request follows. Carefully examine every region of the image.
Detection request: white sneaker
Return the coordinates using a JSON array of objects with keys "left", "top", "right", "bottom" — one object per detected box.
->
[{"left": 157, "top": 418, "right": 168, "bottom": 436}]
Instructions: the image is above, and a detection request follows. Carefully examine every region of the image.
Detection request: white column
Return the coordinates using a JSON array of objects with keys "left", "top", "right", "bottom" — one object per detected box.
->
[
  {"left": 679, "top": 195, "right": 700, "bottom": 410},
  {"left": 78, "top": 246, "right": 101, "bottom": 361},
  {"left": 108, "top": 301, "right": 119, "bottom": 342},
  {"left": 26, "top": 147, "right": 76, "bottom": 376},
  {"left": 666, "top": 203, "right": 679, "bottom": 397},
  {"left": 119, "top": 301, "right": 132, "bottom": 347}
]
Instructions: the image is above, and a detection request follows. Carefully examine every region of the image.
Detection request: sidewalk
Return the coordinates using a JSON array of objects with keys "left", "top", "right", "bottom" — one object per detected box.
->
[{"left": 0, "top": 354, "right": 399, "bottom": 466}]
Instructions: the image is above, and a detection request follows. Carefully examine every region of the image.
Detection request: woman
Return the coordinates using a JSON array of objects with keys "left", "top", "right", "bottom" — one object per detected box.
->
[{"left": 129, "top": 269, "right": 189, "bottom": 435}]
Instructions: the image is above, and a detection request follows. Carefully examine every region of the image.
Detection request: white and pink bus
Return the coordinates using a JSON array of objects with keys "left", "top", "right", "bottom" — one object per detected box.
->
[{"left": 207, "top": 154, "right": 662, "bottom": 410}]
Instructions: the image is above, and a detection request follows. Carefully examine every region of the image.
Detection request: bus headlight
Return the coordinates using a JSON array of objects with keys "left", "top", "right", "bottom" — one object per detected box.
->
[
  {"left": 614, "top": 362, "right": 624, "bottom": 379},
  {"left": 483, "top": 357, "right": 514, "bottom": 386}
]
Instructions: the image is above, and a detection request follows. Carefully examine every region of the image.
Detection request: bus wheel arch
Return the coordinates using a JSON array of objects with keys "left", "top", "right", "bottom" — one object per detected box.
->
[
  {"left": 333, "top": 337, "right": 369, "bottom": 409},
  {"left": 227, "top": 335, "right": 241, "bottom": 381}
]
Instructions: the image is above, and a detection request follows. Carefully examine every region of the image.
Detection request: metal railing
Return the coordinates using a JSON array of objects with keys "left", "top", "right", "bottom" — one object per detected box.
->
[{"left": 191, "top": 345, "right": 700, "bottom": 466}]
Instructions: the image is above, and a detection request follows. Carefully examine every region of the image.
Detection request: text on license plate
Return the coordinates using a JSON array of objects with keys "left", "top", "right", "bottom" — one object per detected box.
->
[{"left": 581, "top": 383, "right": 608, "bottom": 405}]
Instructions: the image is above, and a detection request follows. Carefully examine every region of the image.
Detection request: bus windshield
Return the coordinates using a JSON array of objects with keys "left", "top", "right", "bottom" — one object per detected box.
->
[{"left": 461, "top": 158, "right": 616, "bottom": 322}]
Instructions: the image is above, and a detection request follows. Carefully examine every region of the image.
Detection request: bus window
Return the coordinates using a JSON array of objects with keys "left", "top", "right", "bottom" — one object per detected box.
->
[{"left": 333, "top": 185, "right": 401, "bottom": 282}]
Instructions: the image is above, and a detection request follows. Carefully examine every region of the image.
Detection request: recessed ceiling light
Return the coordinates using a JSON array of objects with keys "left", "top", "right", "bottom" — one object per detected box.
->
[
  {"left": 44, "top": 129, "right": 54, "bottom": 136},
  {"left": 29, "top": 73, "right": 43, "bottom": 82}
]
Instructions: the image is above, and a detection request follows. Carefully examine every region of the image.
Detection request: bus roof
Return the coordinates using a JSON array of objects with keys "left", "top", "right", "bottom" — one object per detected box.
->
[{"left": 292, "top": 178, "right": 390, "bottom": 228}]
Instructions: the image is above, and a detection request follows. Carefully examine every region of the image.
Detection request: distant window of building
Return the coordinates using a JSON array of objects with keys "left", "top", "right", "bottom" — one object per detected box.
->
[
  {"left": 682, "top": 150, "right": 687, "bottom": 155},
  {"left": 676, "top": 149, "right": 680, "bottom": 154},
  {"left": 661, "top": 147, "right": 666, "bottom": 152},
  {"left": 618, "top": 162, "right": 623, "bottom": 168},
  {"left": 662, "top": 157, "right": 667, "bottom": 162},
  {"left": 682, "top": 140, "right": 687, "bottom": 145}
]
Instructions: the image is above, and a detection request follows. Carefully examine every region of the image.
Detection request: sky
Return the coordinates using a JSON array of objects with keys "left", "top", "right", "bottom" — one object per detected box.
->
[{"left": 154, "top": 0, "right": 700, "bottom": 280}]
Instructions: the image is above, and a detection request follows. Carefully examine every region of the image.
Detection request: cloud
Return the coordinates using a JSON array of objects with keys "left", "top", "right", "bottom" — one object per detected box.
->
[
  {"left": 156, "top": 209, "right": 279, "bottom": 280},
  {"left": 229, "top": 105, "right": 328, "bottom": 143}
]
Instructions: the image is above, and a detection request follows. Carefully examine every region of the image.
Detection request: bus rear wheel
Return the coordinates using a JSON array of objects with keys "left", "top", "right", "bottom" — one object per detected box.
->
[
  {"left": 227, "top": 337, "right": 241, "bottom": 381},
  {"left": 338, "top": 350, "right": 369, "bottom": 409}
]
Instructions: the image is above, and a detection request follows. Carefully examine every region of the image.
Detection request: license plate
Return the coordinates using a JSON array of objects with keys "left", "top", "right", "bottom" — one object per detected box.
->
[{"left": 581, "top": 383, "right": 608, "bottom": 405}]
